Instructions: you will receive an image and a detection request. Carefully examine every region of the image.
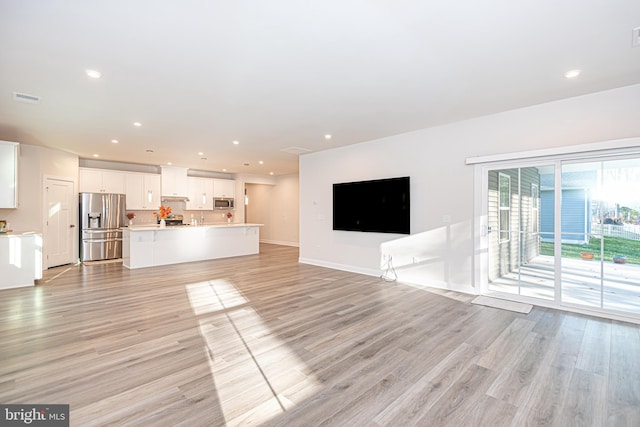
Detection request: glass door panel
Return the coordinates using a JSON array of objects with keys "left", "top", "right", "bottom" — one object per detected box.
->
[
  {"left": 487, "top": 165, "right": 555, "bottom": 301},
  {"left": 600, "top": 159, "right": 640, "bottom": 314},
  {"left": 560, "top": 158, "right": 640, "bottom": 315}
]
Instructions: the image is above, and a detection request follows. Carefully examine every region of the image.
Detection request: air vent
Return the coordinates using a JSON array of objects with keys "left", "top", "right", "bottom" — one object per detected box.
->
[
  {"left": 13, "top": 92, "right": 41, "bottom": 104},
  {"left": 633, "top": 27, "right": 640, "bottom": 47},
  {"left": 281, "top": 146, "right": 312, "bottom": 155}
]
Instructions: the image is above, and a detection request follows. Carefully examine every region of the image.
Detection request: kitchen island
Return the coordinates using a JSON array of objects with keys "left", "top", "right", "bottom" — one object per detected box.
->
[{"left": 122, "top": 223, "right": 262, "bottom": 269}]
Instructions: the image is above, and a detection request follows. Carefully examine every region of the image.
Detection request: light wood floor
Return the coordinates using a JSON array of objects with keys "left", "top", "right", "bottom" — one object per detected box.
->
[{"left": 1, "top": 244, "right": 639, "bottom": 426}]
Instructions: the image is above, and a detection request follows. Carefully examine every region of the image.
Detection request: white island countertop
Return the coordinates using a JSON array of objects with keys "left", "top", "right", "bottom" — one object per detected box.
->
[
  {"left": 124, "top": 222, "right": 263, "bottom": 231},
  {"left": 122, "top": 223, "right": 263, "bottom": 269}
]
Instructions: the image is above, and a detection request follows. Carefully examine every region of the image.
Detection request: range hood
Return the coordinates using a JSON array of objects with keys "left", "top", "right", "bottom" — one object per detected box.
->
[{"left": 161, "top": 195, "right": 190, "bottom": 202}]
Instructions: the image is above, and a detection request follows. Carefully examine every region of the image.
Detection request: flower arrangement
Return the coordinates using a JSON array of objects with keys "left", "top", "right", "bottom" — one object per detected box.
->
[
  {"left": 153, "top": 205, "right": 172, "bottom": 219},
  {"left": 126, "top": 212, "right": 136, "bottom": 220},
  {"left": 226, "top": 212, "right": 233, "bottom": 219}
]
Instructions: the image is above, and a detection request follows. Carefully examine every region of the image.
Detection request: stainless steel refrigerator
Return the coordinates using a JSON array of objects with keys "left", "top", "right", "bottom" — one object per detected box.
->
[{"left": 79, "top": 192, "right": 126, "bottom": 261}]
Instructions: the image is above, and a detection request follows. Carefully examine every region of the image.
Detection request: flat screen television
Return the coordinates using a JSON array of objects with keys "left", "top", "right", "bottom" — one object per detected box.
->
[{"left": 333, "top": 176, "right": 410, "bottom": 234}]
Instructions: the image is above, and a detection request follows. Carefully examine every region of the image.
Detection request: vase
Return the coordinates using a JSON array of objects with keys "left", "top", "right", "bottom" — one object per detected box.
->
[
  {"left": 128, "top": 219, "right": 133, "bottom": 226},
  {"left": 227, "top": 218, "right": 231, "bottom": 224},
  {"left": 159, "top": 219, "right": 166, "bottom": 228}
]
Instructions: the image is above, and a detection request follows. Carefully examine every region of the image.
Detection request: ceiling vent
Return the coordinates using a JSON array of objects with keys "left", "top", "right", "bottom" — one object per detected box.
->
[
  {"left": 13, "top": 92, "right": 41, "bottom": 104},
  {"left": 281, "top": 146, "right": 312, "bottom": 155}
]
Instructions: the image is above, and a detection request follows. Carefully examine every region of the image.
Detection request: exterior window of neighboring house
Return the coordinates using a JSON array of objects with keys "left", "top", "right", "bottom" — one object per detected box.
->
[
  {"left": 499, "top": 173, "right": 510, "bottom": 243},
  {"left": 531, "top": 183, "right": 539, "bottom": 233}
]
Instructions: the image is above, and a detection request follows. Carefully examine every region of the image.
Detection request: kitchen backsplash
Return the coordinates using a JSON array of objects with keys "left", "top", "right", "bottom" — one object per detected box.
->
[{"left": 125, "top": 201, "right": 235, "bottom": 225}]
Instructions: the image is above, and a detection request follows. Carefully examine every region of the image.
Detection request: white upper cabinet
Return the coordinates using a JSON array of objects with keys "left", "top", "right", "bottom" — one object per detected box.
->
[
  {"left": 161, "top": 166, "right": 189, "bottom": 197},
  {"left": 0, "top": 141, "right": 18, "bottom": 208},
  {"left": 125, "top": 173, "right": 161, "bottom": 210},
  {"left": 186, "top": 177, "right": 214, "bottom": 210},
  {"left": 79, "top": 168, "right": 126, "bottom": 194},
  {"left": 213, "top": 179, "right": 235, "bottom": 198}
]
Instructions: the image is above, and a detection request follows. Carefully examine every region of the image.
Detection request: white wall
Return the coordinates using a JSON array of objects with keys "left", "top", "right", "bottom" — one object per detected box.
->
[
  {"left": 299, "top": 83, "right": 640, "bottom": 291},
  {"left": 0, "top": 144, "right": 79, "bottom": 265},
  {"left": 0, "top": 144, "right": 79, "bottom": 232}
]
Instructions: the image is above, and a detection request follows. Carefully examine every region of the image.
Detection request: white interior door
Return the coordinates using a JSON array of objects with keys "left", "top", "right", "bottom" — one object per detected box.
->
[{"left": 45, "top": 178, "right": 75, "bottom": 268}]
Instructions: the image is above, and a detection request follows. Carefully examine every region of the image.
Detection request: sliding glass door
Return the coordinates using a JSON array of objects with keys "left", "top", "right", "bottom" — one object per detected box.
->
[{"left": 486, "top": 155, "right": 640, "bottom": 318}]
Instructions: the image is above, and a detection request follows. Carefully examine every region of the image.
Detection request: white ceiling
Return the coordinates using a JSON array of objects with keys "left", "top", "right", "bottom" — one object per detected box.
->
[{"left": 1, "top": 1, "right": 639, "bottom": 175}]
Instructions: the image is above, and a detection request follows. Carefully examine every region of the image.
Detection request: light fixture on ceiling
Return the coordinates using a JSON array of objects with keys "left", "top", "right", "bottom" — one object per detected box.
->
[
  {"left": 564, "top": 69, "right": 581, "bottom": 79},
  {"left": 86, "top": 69, "right": 102, "bottom": 79},
  {"left": 167, "top": 162, "right": 172, "bottom": 165},
  {"left": 111, "top": 139, "right": 119, "bottom": 144},
  {"left": 259, "top": 160, "right": 264, "bottom": 165},
  {"left": 233, "top": 140, "right": 240, "bottom": 145},
  {"left": 325, "top": 134, "right": 332, "bottom": 140},
  {"left": 197, "top": 152, "right": 204, "bottom": 156},
  {"left": 133, "top": 122, "right": 142, "bottom": 127},
  {"left": 93, "top": 154, "right": 99, "bottom": 158},
  {"left": 222, "top": 168, "right": 227, "bottom": 172}
]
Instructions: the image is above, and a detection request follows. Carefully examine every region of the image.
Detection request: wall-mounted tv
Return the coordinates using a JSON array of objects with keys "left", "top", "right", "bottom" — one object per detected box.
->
[{"left": 333, "top": 176, "right": 410, "bottom": 234}]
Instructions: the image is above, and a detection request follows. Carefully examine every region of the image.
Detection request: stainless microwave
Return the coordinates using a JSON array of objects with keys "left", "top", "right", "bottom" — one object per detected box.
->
[{"left": 214, "top": 198, "right": 234, "bottom": 209}]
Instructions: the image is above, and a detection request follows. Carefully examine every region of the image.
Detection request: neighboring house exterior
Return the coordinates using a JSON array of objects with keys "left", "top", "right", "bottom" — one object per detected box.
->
[
  {"left": 488, "top": 167, "right": 540, "bottom": 283},
  {"left": 540, "top": 170, "right": 597, "bottom": 244}
]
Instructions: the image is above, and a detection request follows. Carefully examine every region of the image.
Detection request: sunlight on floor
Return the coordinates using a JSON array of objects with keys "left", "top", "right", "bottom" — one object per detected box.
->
[{"left": 186, "top": 279, "right": 320, "bottom": 425}]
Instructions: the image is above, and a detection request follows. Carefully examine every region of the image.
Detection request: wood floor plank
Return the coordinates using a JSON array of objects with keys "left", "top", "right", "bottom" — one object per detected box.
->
[{"left": 1, "top": 243, "right": 639, "bottom": 426}]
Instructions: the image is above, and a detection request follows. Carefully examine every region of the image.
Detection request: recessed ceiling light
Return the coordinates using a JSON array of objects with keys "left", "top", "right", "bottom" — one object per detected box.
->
[
  {"left": 564, "top": 69, "right": 581, "bottom": 79},
  {"left": 111, "top": 139, "right": 119, "bottom": 144},
  {"left": 222, "top": 168, "right": 227, "bottom": 172},
  {"left": 259, "top": 160, "right": 264, "bottom": 165},
  {"left": 269, "top": 172, "right": 274, "bottom": 175},
  {"left": 133, "top": 122, "right": 142, "bottom": 127},
  {"left": 233, "top": 140, "right": 240, "bottom": 145},
  {"left": 167, "top": 162, "right": 172, "bottom": 165},
  {"left": 197, "top": 152, "right": 204, "bottom": 156},
  {"left": 93, "top": 154, "right": 99, "bottom": 158},
  {"left": 86, "top": 69, "right": 102, "bottom": 79},
  {"left": 325, "top": 134, "right": 332, "bottom": 140}
]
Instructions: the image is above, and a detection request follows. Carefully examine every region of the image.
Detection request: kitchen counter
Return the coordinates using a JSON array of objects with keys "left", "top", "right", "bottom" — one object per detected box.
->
[
  {"left": 0, "top": 232, "right": 43, "bottom": 289},
  {"left": 122, "top": 223, "right": 263, "bottom": 269},
  {"left": 125, "top": 222, "right": 261, "bottom": 230}
]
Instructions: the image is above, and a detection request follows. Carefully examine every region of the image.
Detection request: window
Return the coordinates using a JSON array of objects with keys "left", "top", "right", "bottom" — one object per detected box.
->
[
  {"left": 531, "top": 183, "right": 539, "bottom": 233},
  {"left": 499, "top": 173, "right": 510, "bottom": 242}
]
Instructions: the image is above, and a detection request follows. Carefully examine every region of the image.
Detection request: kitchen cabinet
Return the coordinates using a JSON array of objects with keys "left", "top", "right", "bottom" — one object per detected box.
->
[
  {"left": 0, "top": 141, "right": 18, "bottom": 208},
  {"left": 125, "top": 173, "right": 161, "bottom": 210},
  {"left": 161, "top": 166, "right": 189, "bottom": 197},
  {"left": 79, "top": 168, "right": 126, "bottom": 194},
  {"left": 213, "top": 179, "right": 235, "bottom": 198},
  {"left": 186, "top": 177, "right": 214, "bottom": 210}
]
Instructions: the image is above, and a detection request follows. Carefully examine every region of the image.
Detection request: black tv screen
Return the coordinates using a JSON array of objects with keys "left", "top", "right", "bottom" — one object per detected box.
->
[{"left": 333, "top": 177, "right": 410, "bottom": 234}]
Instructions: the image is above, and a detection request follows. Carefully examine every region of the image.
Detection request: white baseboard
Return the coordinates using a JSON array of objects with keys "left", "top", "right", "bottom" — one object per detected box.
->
[
  {"left": 260, "top": 239, "right": 299, "bottom": 247},
  {"left": 298, "top": 257, "right": 381, "bottom": 277}
]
